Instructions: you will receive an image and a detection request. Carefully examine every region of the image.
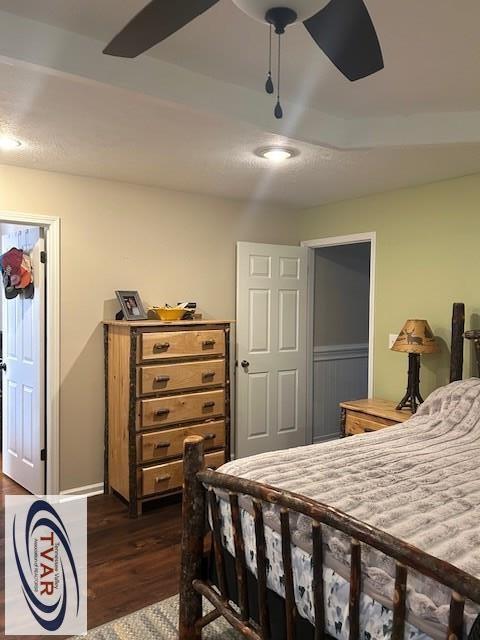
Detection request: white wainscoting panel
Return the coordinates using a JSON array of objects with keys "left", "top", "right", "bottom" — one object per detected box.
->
[{"left": 313, "top": 344, "right": 369, "bottom": 442}]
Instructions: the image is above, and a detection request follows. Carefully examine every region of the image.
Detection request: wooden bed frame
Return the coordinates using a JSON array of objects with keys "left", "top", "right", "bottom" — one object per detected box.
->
[{"left": 178, "top": 303, "right": 480, "bottom": 640}]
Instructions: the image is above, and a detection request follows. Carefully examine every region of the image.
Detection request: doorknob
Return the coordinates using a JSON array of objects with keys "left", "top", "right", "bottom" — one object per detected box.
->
[
  {"left": 0, "top": 361, "right": 6, "bottom": 372},
  {"left": 241, "top": 360, "right": 250, "bottom": 369}
]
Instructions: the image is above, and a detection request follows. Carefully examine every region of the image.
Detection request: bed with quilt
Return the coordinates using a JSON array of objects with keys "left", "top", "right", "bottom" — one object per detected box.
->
[
  {"left": 178, "top": 303, "right": 480, "bottom": 640},
  {"left": 215, "top": 378, "right": 480, "bottom": 640}
]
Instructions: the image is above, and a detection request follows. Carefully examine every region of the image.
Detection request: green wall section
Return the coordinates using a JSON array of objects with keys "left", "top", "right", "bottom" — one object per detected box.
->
[{"left": 299, "top": 173, "right": 480, "bottom": 402}]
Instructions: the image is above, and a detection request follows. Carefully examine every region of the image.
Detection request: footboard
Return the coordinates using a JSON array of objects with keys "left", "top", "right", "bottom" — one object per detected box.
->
[{"left": 178, "top": 436, "right": 480, "bottom": 640}]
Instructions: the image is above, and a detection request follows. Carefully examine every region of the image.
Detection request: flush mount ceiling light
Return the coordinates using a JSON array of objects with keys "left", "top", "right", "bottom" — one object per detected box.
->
[
  {"left": 0, "top": 136, "right": 22, "bottom": 151},
  {"left": 256, "top": 146, "right": 298, "bottom": 161}
]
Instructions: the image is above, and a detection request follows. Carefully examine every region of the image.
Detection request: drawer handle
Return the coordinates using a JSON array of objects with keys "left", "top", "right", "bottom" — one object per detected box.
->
[
  {"left": 154, "top": 342, "right": 170, "bottom": 351},
  {"left": 155, "top": 408, "right": 170, "bottom": 417},
  {"left": 154, "top": 375, "right": 171, "bottom": 383},
  {"left": 204, "top": 433, "right": 216, "bottom": 441},
  {"left": 155, "top": 474, "right": 171, "bottom": 483},
  {"left": 153, "top": 441, "right": 170, "bottom": 449},
  {"left": 202, "top": 371, "right": 216, "bottom": 379},
  {"left": 203, "top": 401, "right": 215, "bottom": 409},
  {"left": 202, "top": 339, "right": 216, "bottom": 347}
]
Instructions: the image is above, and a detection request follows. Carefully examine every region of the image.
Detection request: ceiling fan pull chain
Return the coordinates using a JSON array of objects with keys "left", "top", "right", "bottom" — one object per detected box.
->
[
  {"left": 265, "top": 24, "right": 274, "bottom": 94},
  {"left": 274, "top": 32, "right": 283, "bottom": 119}
]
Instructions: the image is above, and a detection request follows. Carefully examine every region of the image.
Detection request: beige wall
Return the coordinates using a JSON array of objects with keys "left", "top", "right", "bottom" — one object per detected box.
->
[
  {"left": 300, "top": 173, "right": 480, "bottom": 403},
  {"left": 5, "top": 163, "right": 479, "bottom": 488},
  {"left": 0, "top": 164, "right": 300, "bottom": 490},
  {"left": 314, "top": 244, "right": 370, "bottom": 347}
]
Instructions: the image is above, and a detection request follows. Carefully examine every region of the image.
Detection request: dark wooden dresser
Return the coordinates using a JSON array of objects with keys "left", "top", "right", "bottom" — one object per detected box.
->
[{"left": 104, "top": 319, "right": 231, "bottom": 516}]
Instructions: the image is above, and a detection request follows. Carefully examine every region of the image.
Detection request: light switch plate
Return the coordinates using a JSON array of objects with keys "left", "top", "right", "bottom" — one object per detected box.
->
[{"left": 389, "top": 333, "right": 398, "bottom": 349}]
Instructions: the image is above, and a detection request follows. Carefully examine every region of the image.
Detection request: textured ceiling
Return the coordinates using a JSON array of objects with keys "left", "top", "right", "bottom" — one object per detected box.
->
[
  {"left": 3, "top": 62, "right": 480, "bottom": 208},
  {"left": 0, "top": 2, "right": 480, "bottom": 207},
  {"left": 1, "top": 0, "right": 480, "bottom": 117}
]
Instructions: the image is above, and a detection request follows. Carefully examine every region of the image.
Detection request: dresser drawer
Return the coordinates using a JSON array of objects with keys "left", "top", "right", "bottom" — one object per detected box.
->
[
  {"left": 141, "top": 450, "right": 225, "bottom": 496},
  {"left": 139, "top": 359, "right": 225, "bottom": 396},
  {"left": 345, "top": 411, "right": 396, "bottom": 435},
  {"left": 140, "top": 330, "right": 225, "bottom": 361},
  {"left": 139, "top": 389, "right": 225, "bottom": 429},
  {"left": 138, "top": 420, "right": 225, "bottom": 463}
]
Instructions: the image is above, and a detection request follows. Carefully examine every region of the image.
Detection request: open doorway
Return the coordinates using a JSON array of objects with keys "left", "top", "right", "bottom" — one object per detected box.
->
[
  {"left": 303, "top": 233, "right": 375, "bottom": 443},
  {"left": 0, "top": 211, "right": 60, "bottom": 495},
  {"left": 235, "top": 238, "right": 374, "bottom": 457}
]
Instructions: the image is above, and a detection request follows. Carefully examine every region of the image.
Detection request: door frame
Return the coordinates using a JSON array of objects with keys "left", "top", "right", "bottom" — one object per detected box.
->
[
  {"left": 301, "top": 232, "right": 376, "bottom": 444},
  {"left": 0, "top": 210, "right": 60, "bottom": 494}
]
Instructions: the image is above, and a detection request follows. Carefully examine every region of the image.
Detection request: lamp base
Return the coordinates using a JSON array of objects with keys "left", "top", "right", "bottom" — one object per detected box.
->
[{"left": 396, "top": 352, "right": 424, "bottom": 413}]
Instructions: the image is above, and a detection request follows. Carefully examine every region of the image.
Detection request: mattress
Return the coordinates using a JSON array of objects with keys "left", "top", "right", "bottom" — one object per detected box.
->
[{"left": 215, "top": 378, "right": 480, "bottom": 639}]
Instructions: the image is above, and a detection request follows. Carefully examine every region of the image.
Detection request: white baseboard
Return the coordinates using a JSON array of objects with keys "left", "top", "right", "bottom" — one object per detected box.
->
[{"left": 60, "top": 482, "right": 104, "bottom": 498}]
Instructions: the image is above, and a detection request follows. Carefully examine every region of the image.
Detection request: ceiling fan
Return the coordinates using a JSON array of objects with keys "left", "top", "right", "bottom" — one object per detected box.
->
[{"left": 103, "top": 0, "right": 384, "bottom": 119}]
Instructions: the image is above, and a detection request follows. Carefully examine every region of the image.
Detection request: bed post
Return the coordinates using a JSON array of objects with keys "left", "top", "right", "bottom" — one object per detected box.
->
[
  {"left": 450, "top": 302, "right": 465, "bottom": 382},
  {"left": 464, "top": 330, "right": 480, "bottom": 377},
  {"left": 179, "top": 435, "right": 205, "bottom": 640}
]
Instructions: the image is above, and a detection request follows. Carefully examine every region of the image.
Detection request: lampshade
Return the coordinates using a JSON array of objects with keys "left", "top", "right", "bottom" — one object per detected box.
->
[{"left": 391, "top": 319, "right": 439, "bottom": 354}]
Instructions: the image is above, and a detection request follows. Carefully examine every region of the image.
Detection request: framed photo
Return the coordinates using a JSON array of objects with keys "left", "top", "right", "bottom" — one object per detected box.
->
[{"left": 115, "top": 290, "right": 148, "bottom": 321}]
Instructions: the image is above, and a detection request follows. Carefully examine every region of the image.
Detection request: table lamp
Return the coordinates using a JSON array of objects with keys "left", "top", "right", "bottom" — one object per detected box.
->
[{"left": 391, "top": 319, "right": 439, "bottom": 413}]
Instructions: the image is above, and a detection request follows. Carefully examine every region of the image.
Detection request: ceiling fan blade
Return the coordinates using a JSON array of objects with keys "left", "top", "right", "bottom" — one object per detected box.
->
[
  {"left": 103, "top": 0, "right": 220, "bottom": 58},
  {"left": 303, "top": 0, "right": 383, "bottom": 81}
]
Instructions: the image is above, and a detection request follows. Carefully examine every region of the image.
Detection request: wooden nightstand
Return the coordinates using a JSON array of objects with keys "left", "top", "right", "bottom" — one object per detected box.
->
[{"left": 340, "top": 399, "right": 412, "bottom": 436}]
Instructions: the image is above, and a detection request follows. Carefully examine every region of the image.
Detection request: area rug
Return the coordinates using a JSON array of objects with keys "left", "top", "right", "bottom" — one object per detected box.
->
[{"left": 73, "top": 594, "right": 241, "bottom": 639}]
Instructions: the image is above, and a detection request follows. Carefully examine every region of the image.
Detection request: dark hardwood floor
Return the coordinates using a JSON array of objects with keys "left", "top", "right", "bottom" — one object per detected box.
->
[{"left": 0, "top": 471, "right": 183, "bottom": 638}]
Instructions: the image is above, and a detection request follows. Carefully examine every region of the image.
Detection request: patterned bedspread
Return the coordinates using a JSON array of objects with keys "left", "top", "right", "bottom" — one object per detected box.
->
[{"left": 216, "top": 378, "right": 480, "bottom": 639}]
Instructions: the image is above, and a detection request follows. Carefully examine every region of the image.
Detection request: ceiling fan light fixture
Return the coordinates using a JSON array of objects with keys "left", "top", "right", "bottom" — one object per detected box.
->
[
  {"left": 232, "top": 0, "right": 328, "bottom": 24},
  {"left": 0, "top": 136, "right": 22, "bottom": 151},
  {"left": 103, "top": 0, "right": 384, "bottom": 119},
  {"left": 256, "top": 146, "right": 298, "bottom": 162}
]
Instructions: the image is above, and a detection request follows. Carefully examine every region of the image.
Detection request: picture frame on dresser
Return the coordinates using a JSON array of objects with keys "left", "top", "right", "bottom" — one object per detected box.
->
[
  {"left": 115, "top": 290, "right": 148, "bottom": 320},
  {"left": 104, "top": 319, "right": 231, "bottom": 516}
]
